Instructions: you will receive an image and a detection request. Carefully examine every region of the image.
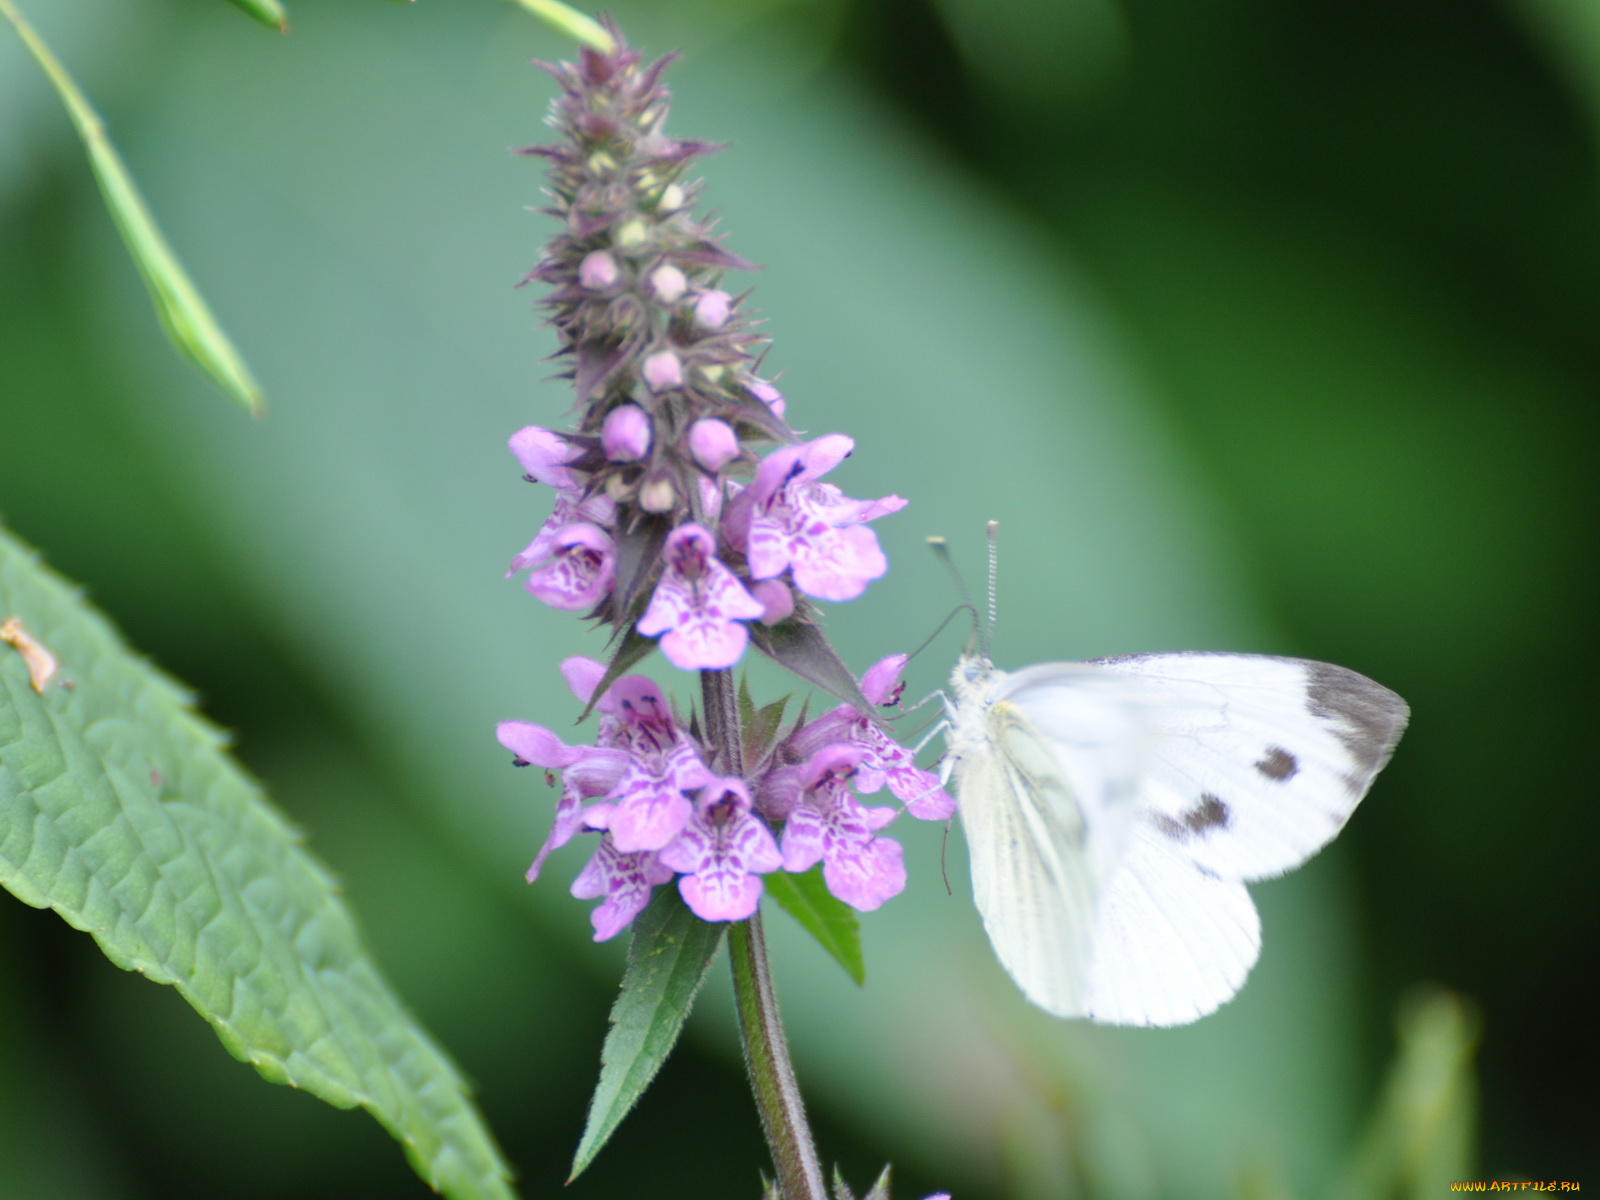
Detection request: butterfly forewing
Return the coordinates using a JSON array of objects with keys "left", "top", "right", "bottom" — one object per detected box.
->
[{"left": 1085, "top": 653, "right": 1409, "bottom": 882}]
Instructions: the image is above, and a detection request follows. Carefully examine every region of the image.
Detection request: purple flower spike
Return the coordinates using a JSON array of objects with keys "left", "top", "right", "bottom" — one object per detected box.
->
[
  {"left": 729, "top": 435, "right": 907, "bottom": 603},
  {"left": 688, "top": 418, "right": 739, "bottom": 472},
  {"left": 693, "top": 289, "right": 732, "bottom": 330},
  {"left": 571, "top": 836, "right": 675, "bottom": 941},
  {"left": 659, "top": 778, "right": 782, "bottom": 922},
  {"left": 639, "top": 523, "right": 766, "bottom": 670},
  {"left": 602, "top": 403, "right": 652, "bottom": 462},
  {"left": 523, "top": 523, "right": 615, "bottom": 610},
  {"left": 643, "top": 349, "right": 683, "bottom": 391},
  {"left": 779, "top": 745, "right": 906, "bottom": 912}
]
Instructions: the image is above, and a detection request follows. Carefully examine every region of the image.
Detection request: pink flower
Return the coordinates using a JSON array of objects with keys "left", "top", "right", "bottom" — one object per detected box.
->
[
  {"left": 601, "top": 403, "right": 652, "bottom": 462},
  {"left": 522, "top": 523, "right": 615, "bottom": 610},
  {"left": 788, "top": 654, "right": 955, "bottom": 820},
  {"left": 777, "top": 745, "right": 906, "bottom": 912},
  {"left": 571, "top": 836, "right": 675, "bottom": 941},
  {"left": 584, "top": 677, "right": 717, "bottom": 851},
  {"left": 505, "top": 426, "right": 616, "bottom": 585},
  {"left": 643, "top": 350, "right": 683, "bottom": 391},
  {"left": 688, "top": 418, "right": 739, "bottom": 472},
  {"left": 693, "top": 289, "right": 732, "bottom": 329},
  {"left": 638, "top": 523, "right": 765, "bottom": 670},
  {"left": 578, "top": 250, "right": 619, "bottom": 291},
  {"left": 726, "top": 434, "right": 907, "bottom": 603},
  {"left": 496, "top": 720, "right": 628, "bottom": 881},
  {"left": 746, "top": 377, "right": 785, "bottom": 417},
  {"left": 658, "top": 779, "right": 781, "bottom": 922},
  {"left": 509, "top": 425, "right": 581, "bottom": 488},
  {"left": 751, "top": 578, "right": 794, "bottom": 626}
]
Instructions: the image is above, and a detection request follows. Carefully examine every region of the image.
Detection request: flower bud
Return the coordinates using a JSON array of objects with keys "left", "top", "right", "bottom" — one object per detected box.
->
[
  {"left": 578, "top": 250, "right": 619, "bottom": 291},
  {"left": 643, "top": 350, "right": 683, "bottom": 391},
  {"left": 747, "top": 377, "right": 785, "bottom": 418},
  {"left": 658, "top": 183, "right": 686, "bottom": 211},
  {"left": 751, "top": 579, "right": 794, "bottom": 626},
  {"left": 601, "top": 403, "right": 651, "bottom": 462},
  {"left": 639, "top": 476, "right": 676, "bottom": 513},
  {"left": 649, "top": 264, "right": 687, "bottom": 304},
  {"left": 615, "top": 219, "right": 649, "bottom": 249},
  {"left": 688, "top": 418, "right": 739, "bottom": 471},
  {"left": 693, "top": 289, "right": 732, "bottom": 330}
]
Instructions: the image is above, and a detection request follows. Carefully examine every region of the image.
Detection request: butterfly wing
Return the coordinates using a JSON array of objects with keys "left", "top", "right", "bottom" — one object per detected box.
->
[
  {"left": 960, "top": 653, "right": 1406, "bottom": 1026},
  {"left": 951, "top": 663, "right": 1149, "bottom": 1018},
  {"left": 1082, "top": 653, "right": 1409, "bottom": 882}
]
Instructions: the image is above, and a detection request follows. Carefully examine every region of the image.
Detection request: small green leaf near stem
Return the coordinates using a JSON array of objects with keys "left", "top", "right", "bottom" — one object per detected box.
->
[
  {"left": 0, "top": 0, "right": 266, "bottom": 415},
  {"left": 507, "top": 0, "right": 615, "bottom": 53},
  {"left": 224, "top": 0, "right": 288, "bottom": 33}
]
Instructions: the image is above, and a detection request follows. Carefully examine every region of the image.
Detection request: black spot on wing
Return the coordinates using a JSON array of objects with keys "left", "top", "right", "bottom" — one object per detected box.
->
[
  {"left": 1304, "top": 662, "right": 1409, "bottom": 784},
  {"left": 1152, "top": 793, "right": 1231, "bottom": 842},
  {"left": 1186, "top": 793, "right": 1230, "bottom": 833},
  {"left": 1254, "top": 746, "right": 1299, "bottom": 781}
]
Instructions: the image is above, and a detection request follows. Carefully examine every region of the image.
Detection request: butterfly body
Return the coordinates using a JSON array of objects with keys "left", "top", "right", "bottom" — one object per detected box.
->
[{"left": 944, "top": 650, "right": 1407, "bottom": 1026}]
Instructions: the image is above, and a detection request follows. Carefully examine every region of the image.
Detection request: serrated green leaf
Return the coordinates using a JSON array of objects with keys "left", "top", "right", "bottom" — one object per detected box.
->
[
  {"left": 571, "top": 888, "right": 725, "bottom": 1180},
  {"left": 0, "top": 525, "right": 514, "bottom": 1200},
  {"left": 764, "top": 866, "right": 864, "bottom": 986},
  {"left": 224, "top": 0, "right": 288, "bottom": 33},
  {"left": 0, "top": 0, "right": 265, "bottom": 414}
]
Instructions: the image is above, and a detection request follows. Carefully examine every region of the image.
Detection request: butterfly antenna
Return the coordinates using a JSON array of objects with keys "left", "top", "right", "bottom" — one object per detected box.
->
[
  {"left": 927, "top": 536, "right": 981, "bottom": 653},
  {"left": 983, "top": 520, "right": 999, "bottom": 659}
]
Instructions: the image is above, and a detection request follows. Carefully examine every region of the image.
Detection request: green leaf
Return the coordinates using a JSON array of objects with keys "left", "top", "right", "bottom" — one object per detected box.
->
[
  {"left": 0, "top": 0, "right": 265, "bottom": 414},
  {"left": 0, "top": 525, "right": 514, "bottom": 1200},
  {"left": 576, "top": 625, "right": 657, "bottom": 724},
  {"left": 224, "top": 0, "right": 288, "bottom": 33},
  {"left": 570, "top": 888, "right": 725, "bottom": 1180},
  {"left": 763, "top": 866, "right": 864, "bottom": 986},
  {"left": 748, "top": 621, "right": 873, "bottom": 715},
  {"left": 507, "top": 0, "right": 614, "bottom": 53},
  {"left": 743, "top": 692, "right": 791, "bottom": 767}
]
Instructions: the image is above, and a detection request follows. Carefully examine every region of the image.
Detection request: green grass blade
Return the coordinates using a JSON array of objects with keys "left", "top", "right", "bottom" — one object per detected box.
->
[
  {"left": 1333, "top": 988, "right": 1480, "bottom": 1200},
  {"left": 0, "top": 525, "right": 514, "bottom": 1200},
  {"left": 570, "top": 888, "right": 725, "bottom": 1180},
  {"left": 507, "top": 0, "right": 614, "bottom": 53},
  {"left": 0, "top": 0, "right": 266, "bottom": 415},
  {"left": 225, "top": 0, "right": 289, "bottom": 33},
  {"left": 763, "top": 866, "right": 864, "bottom": 986}
]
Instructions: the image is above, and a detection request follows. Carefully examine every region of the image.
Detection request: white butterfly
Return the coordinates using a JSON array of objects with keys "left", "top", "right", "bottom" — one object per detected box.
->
[{"left": 942, "top": 647, "right": 1408, "bottom": 1026}]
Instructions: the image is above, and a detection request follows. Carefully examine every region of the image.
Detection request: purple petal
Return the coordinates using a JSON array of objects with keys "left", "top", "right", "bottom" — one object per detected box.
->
[
  {"left": 680, "top": 870, "right": 763, "bottom": 922},
  {"left": 822, "top": 834, "right": 905, "bottom": 912}
]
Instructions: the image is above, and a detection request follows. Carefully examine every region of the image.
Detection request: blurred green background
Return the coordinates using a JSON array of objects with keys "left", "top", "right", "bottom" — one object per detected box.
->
[{"left": 1, "top": 0, "right": 1594, "bottom": 1196}]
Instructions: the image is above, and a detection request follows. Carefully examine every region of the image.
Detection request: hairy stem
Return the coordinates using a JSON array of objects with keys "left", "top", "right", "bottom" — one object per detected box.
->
[{"left": 702, "top": 669, "right": 826, "bottom": 1200}]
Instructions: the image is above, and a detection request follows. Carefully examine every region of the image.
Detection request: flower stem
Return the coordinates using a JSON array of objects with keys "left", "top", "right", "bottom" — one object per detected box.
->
[{"left": 702, "top": 669, "right": 826, "bottom": 1200}]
